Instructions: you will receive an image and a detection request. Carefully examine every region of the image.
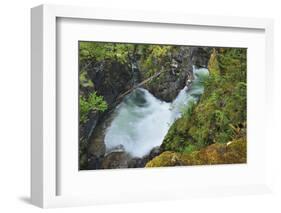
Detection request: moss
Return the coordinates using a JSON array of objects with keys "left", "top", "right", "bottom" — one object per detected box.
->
[
  {"left": 179, "top": 151, "right": 203, "bottom": 165},
  {"left": 139, "top": 45, "right": 173, "bottom": 79},
  {"left": 145, "top": 151, "right": 180, "bottom": 167},
  {"left": 146, "top": 137, "right": 246, "bottom": 167},
  {"left": 161, "top": 48, "right": 247, "bottom": 154},
  {"left": 224, "top": 137, "right": 247, "bottom": 163}
]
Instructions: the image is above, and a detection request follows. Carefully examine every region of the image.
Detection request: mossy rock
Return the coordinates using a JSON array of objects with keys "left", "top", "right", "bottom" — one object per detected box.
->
[
  {"left": 223, "top": 137, "right": 247, "bottom": 163},
  {"left": 145, "top": 151, "right": 180, "bottom": 167},
  {"left": 202, "top": 137, "right": 247, "bottom": 164},
  {"left": 146, "top": 137, "right": 246, "bottom": 167}
]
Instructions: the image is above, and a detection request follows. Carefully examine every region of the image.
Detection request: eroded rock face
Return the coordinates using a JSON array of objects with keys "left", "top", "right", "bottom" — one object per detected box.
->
[
  {"left": 190, "top": 47, "right": 212, "bottom": 68},
  {"left": 79, "top": 60, "right": 133, "bottom": 144},
  {"left": 87, "top": 61, "right": 133, "bottom": 104},
  {"left": 87, "top": 123, "right": 106, "bottom": 170},
  {"left": 79, "top": 60, "right": 133, "bottom": 169},
  {"left": 142, "top": 47, "right": 191, "bottom": 102},
  {"left": 142, "top": 47, "right": 211, "bottom": 102}
]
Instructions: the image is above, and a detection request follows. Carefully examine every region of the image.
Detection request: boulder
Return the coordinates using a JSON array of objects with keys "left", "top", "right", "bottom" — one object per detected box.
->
[
  {"left": 142, "top": 47, "right": 192, "bottom": 102},
  {"left": 101, "top": 151, "right": 131, "bottom": 169}
]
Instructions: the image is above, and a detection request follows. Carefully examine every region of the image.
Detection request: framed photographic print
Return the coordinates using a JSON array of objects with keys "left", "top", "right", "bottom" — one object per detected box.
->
[{"left": 31, "top": 4, "right": 274, "bottom": 208}]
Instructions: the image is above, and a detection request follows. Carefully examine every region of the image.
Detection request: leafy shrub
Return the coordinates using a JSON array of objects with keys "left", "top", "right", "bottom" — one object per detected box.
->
[{"left": 80, "top": 92, "right": 108, "bottom": 123}]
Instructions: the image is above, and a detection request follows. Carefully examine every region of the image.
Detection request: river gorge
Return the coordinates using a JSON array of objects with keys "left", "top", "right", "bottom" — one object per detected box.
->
[
  {"left": 79, "top": 43, "right": 247, "bottom": 170},
  {"left": 104, "top": 67, "right": 209, "bottom": 158}
]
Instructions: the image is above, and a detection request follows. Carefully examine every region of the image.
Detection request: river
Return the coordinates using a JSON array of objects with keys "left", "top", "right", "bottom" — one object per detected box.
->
[{"left": 104, "top": 66, "right": 209, "bottom": 157}]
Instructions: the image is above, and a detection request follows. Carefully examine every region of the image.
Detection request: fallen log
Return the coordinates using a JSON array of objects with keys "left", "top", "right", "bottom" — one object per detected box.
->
[{"left": 116, "top": 70, "right": 164, "bottom": 101}]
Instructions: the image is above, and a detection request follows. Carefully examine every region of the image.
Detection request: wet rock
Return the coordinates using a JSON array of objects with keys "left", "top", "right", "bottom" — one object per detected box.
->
[
  {"left": 143, "top": 47, "right": 211, "bottom": 102},
  {"left": 86, "top": 109, "right": 118, "bottom": 170},
  {"left": 128, "top": 157, "right": 145, "bottom": 168},
  {"left": 147, "top": 146, "right": 162, "bottom": 159},
  {"left": 190, "top": 47, "right": 212, "bottom": 68},
  {"left": 143, "top": 47, "right": 192, "bottom": 102},
  {"left": 128, "top": 146, "right": 162, "bottom": 168},
  {"left": 101, "top": 151, "right": 132, "bottom": 169},
  {"left": 89, "top": 61, "right": 132, "bottom": 104},
  {"left": 87, "top": 155, "right": 103, "bottom": 170}
]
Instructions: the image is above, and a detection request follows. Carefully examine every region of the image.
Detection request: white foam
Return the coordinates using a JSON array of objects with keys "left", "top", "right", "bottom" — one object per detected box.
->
[{"left": 104, "top": 67, "right": 209, "bottom": 157}]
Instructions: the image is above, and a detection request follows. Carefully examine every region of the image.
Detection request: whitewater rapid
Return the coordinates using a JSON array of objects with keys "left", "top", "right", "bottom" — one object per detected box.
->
[{"left": 104, "top": 67, "right": 209, "bottom": 157}]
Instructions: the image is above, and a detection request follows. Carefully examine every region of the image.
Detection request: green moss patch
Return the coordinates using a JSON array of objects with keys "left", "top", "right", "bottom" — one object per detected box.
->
[
  {"left": 146, "top": 137, "right": 246, "bottom": 167},
  {"left": 161, "top": 48, "right": 247, "bottom": 154}
]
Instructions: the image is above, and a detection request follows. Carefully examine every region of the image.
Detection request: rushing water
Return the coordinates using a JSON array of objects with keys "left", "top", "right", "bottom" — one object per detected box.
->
[{"left": 104, "top": 67, "right": 209, "bottom": 157}]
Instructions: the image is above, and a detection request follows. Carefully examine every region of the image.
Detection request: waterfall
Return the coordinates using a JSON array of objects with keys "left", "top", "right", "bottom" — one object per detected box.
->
[
  {"left": 131, "top": 58, "right": 140, "bottom": 85},
  {"left": 104, "top": 66, "right": 209, "bottom": 157}
]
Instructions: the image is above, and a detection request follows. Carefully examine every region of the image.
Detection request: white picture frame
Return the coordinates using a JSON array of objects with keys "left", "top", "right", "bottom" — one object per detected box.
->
[{"left": 31, "top": 4, "right": 274, "bottom": 208}]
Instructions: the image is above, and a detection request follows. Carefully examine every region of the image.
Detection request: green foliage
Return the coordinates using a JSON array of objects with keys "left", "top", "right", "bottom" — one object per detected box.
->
[
  {"left": 138, "top": 45, "right": 173, "bottom": 79},
  {"left": 180, "top": 99, "right": 196, "bottom": 119},
  {"left": 162, "top": 48, "right": 247, "bottom": 153},
  {"left": 79, "top": 41, "right": 174, "bottom": 77},
  {"left": 80, "top": 92, "right": 108, "bottom": 123},
  {"left": 182, "top": 144, "right": 198, "bottom": 154},
  {"left": 79, "top": 42, "right": 134, "bottom": 64},
  {"left": 79, "top": 69, "right": 94, "bottom": 88}
]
